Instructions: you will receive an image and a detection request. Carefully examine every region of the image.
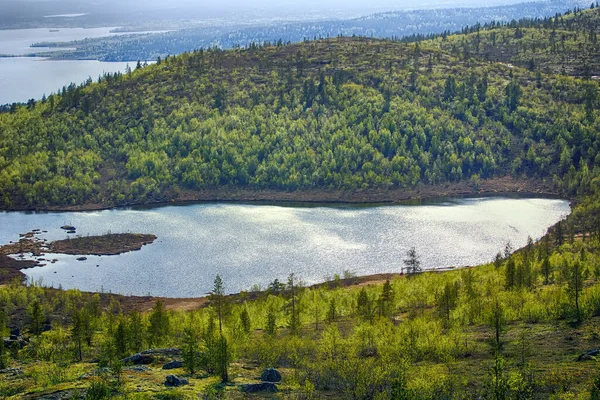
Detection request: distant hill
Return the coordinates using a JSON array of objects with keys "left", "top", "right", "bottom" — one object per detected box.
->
[{"left": 0, "top": 7, "right": 598, "bottom": 209}]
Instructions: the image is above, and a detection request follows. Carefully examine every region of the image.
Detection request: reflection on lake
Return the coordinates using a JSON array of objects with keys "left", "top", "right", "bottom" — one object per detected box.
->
[{"left": 0, "top": 197, "right": 570, "bottom": 298}]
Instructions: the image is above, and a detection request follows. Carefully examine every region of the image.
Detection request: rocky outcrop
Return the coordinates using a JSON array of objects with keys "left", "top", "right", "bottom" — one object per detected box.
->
[
  {"left": 165, "top": 374, "right": 188, "bottom": 387},
  {"left": 162, "top": 360, "right": 183, "bottom": 370},
  {"left": 240, "top": 382, "right": 278, "bottom": 393}
]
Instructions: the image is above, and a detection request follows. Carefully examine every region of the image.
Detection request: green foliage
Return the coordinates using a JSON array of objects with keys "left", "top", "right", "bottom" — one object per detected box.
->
[
  {"left": 148, "top": 299, "right": 170, "bottom": 347},
  {"left": 2, "top": 16, "right": 600, "bottom": 209}
]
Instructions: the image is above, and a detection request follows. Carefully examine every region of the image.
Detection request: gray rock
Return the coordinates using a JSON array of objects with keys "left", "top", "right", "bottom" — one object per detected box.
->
[
  {"left": 165, "top": 374, "right": 188, "bottom": 387},
  {"left": 260, "top": 367, "right": 282, "bottom": 383},
  {"left": 240, "top": 382, "right": 278, "bottom": 393},
  {"left": 578, "top": 349, "right": 600, "bottom": 361},
  {"left": 122, "top": 353, "right": 154, "bottom": 365},
  {"left": 162, "top": 360, "right": 183, "bottom": 370}
]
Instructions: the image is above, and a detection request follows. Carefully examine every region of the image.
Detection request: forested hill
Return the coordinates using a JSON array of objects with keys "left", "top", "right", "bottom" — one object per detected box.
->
[{"left": 0, "top": 8, "right": 599, "bottom": 209}]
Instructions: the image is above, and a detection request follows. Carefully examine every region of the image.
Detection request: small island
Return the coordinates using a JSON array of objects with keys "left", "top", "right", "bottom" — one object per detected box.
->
[
  {"left": 48, "top": 233, "right": 157, "bottom": 256},
  {"left": 0, "top": 232, "right": 157, "bottom": 283}
]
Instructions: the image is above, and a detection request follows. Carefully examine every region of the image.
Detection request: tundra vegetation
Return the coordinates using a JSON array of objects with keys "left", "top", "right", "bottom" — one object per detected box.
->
[{"left": 1, "top": 5, "right": 600, "bottom": 400}]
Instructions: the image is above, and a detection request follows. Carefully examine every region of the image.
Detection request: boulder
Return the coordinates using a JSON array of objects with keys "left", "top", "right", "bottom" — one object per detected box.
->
[
  {"left": 162, "top": 360, "right": 183, "bottom": 370},
  {"left": 165, "top": 374, "right": 188, "bottom": 387},
  {"left": 122, "top": 353, "right": 154, "bottom": 365},
  {"left": 240, "top": 383, "right": 278, "bottom": 393},
  {"left": 260, "top": 368, "right": 282, "bottom": 383},
  {"left": 578, "top": 349, "right": 600, "bottom": 361},
  {"left": 141, "top": 348, "right": 181, "bottom": 356}
]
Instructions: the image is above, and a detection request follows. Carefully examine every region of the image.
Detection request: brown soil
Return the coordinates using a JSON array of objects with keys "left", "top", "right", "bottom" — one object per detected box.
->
[
  {"left": 0, "top": 254, "right": 35, "bottom": 284},
  {"left": 1, "top": 176, "right": 561, "bottom": 212}
]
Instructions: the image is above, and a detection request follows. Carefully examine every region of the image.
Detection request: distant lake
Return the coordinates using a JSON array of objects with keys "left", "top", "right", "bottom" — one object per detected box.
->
[
  {"left": 0, "top": 27, "right": 125, "bottom": 55},
  {"left": 0, "top": 197, "right": 570, "bottom": 298},
  {"left": 0, "top": 27, "right": 158, "bottom": 105},
  {"left": 0, "top": 57, "right": 131, "bottom": 104}
]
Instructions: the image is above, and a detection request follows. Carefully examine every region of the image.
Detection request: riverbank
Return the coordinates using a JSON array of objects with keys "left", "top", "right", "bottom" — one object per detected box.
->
[{"left": 0, "top": 176, "right": 562, "bottom": 212}]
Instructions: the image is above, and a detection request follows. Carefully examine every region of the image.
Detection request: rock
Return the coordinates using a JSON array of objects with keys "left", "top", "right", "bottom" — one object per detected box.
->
[
  {"left": 240, "top": 383, "right": 278, "bottom": 393},
  {"left": 165, "top": 374, "right": 188, "bottom": 387},
  {"left": 76, "top": 257, "right": 87, "bottom": 261},
  {"left": 260, "top": 368, "right": 282, "bottom": 383},
  {"left": 578, "top": 349, "right": 600, "bottom": 361},
  {"left": 162, "top": 360, "right": 183, "bottom": 370},
  {"left": 124, "top": 365, "right": 152, "bottom": 372},
  {"left": 122, "top": 353, "right": 154, "bottom": 365},
  {"left": 141, "top": 348, "right": 181, "bottom": 356}
]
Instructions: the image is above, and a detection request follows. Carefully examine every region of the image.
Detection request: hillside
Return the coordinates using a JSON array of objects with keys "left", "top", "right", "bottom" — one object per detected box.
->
[
  {"left": 2, "top": 7, "right": 600, "bottom": 400},
  {"left": 0, "top": 8, "right": 599, "bottom": 209}
]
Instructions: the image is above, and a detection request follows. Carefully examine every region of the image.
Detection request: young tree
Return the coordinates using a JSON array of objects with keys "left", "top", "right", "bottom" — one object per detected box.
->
[
  {"left": 488, "top": 298, "right": 506, "bottom": 351},
  {"left": 327, "top": 297, "right": 337, "bottom": 323},
  {"left": 567, "top": 260, "right": 585, "bottom": 321},
  {"left": 148, "top": 299, "right": 169, "bottom": 347},
  {"left": 378, "top": 280, "right": 395, "bottom": 318},
  {"left": 287, "top": 273, "right": 300, "bottom": 335},
  {"left": 27, "top": 298, "right": 45, "bottom": 335},
  {"left": 436, "top": 281, "right": 459, "bottom": 326},
  {"left": 541, "top": 256, "right": 552, "bottom": 285},
  {"left": 404, "top": 247, "right": 422, "bottom": 275},
  {"left": 71, "top": 309, "right": 86, "bottom": 361},
  {"left": 182, "top": 323, "right": 200, "bottom": 375},
  {"left": 239, "top": 307, "right": 251, "bottom": 335},
  {"left": 113, "top": 319, "right": 128, "bottom": 358},
  {"left": 212, "top": 275, "right": 229, "bottom": 382},
  {"left": 265, "top": 306, "right": 277, "bottom": 336},
  {"left": 128, "top": 311, "right": 145, "bottom": 353},
  {"left": 505, "top": 258, "right": 516, "bottom": 290}
]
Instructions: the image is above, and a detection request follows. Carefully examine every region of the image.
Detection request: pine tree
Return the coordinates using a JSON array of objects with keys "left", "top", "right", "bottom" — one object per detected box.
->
[
  {"left": 148, "top": 299, "right": 169, "bottom": 347},
  {"left": 541, "top": 256, "right": 552, "bottom": 285},
  {"left": 182, "top": 323, "right": 200, "bottom": 375},
  {"left": 404, "top": 247, "right": 422, "bottom": 275},
  {"left": 212, "top": 275, "right": 228, "bottom": 382},
  {"left": 114, "top": 320, "right": 128, "bottom": 358},
  {"left": 71, "top": 309, "right": 86, "bottom": 361},
  {"left": 378, "top": 280, "right": 395, "bottom": 318},
  {"left": 567, "top": 260, "right": 585, "bottom": 321},
  {"left": 240, "top": 307, "right": 251, "bottom": 335},
  {"left": 288, "top": 273, "right": 300, "bottom": 335},
  {"left": 28, "top": 298, "right": 45, "bottom": 335},
  {"left": 265, "top": 306, "right": 277, "bottom": 336},
  {"left": 128, "top": 311, "right": 144, "bottom": 353}
]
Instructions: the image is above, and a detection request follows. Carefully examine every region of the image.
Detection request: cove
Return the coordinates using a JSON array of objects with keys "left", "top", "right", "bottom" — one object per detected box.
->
[{"left": 0, "top": 196, "right": 570, "bottom": 298}]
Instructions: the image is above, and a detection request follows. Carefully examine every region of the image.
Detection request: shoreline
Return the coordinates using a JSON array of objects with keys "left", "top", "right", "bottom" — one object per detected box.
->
[
  {"left": 0, "top": 176, "right": 565, "bottom": 213},
  {"left": 0, "top": 177, "right": 570, "bottom": 312}
]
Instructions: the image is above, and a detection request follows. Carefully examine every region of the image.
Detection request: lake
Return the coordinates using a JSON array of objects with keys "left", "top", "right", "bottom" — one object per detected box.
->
[
  {"left": 0, "top": 196, "right": 570, "bottom": 297},
  {"left": 0, "top": 57, "right": 131, "bottom": 104},
  {"left": 0, "top": 27, "right": 157, "bottom": 104}
]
